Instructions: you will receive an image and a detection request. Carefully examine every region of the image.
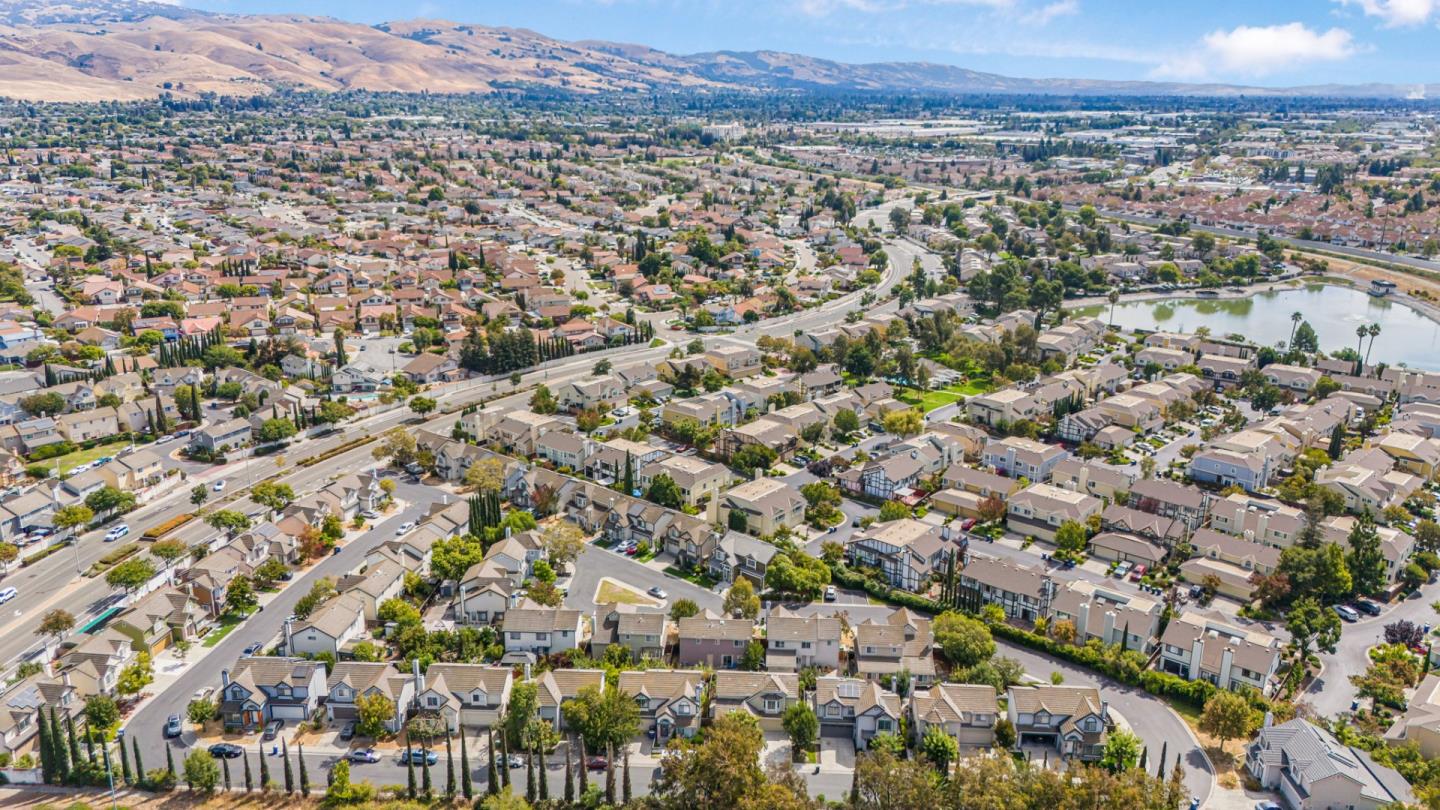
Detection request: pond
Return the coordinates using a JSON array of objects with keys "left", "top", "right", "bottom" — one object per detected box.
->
[{"left": 1075, "top": 284, "right": 1440, "bottom": 371}]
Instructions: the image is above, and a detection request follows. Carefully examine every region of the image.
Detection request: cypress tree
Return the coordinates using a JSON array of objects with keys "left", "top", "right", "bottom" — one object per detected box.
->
[
  {"left": 500, "top": 732, "right": 510, "bottom": 788},
  {"left": 622, "top": 746, "right": 631, "bottom": 804},
  {"left": 244, "top": 751, "right": 253, "bottom": 793},
  {"left": 101, "top": 739, "right": 113, "bottom": 789},
  {"left": 84, "top": 723, "right": 95, "bottom": 765},
  {"left": 563, "top": 740, "right": 574, "bottom": 805},
  {"left": 298, "top": 744, "right": 309, "bottom": 796},
  {"left": 223, "top": 756, "right": 232, "bottom": 793},
  {"left": 577, "top": 737, "right": 588, "bottom": 793},
  {"left": 486, "top": 730, "right": 498, "bottom": 796},
  {"left": 460, "top": 730, "right": 473, "bottom": 800},
  {"left": 259, "top": 743, "right": 270, "bottom": 792},
  {"left": 525, "top": 746, "right": 536, "bottom": 803},
  {"left": 36, "top": 706, "right": 52, "bottom": 783},
  {"left": 132, "top": 737, "right": 145, "bottom": 784},
  {"left": 282, "top": 740, "right": 294, "bottom": 794},
  {"left": 850, "top": 771, "right": 860, "bottom": 807},
  {"left": 421, "top": 748, "right": 432, "bottom": 799},
  {"left": 1157, "top": 740, "right": 1168, "bottom": 779},
  {"left": 164, "top": 741, "right": 175, "bottom": 780},
  {"left": 1139, "top": 746, "right": 1148, "bottom": 773},
  {"left": 118, "top": 731, "right": 132, "bottom": 785},
  {"left": 406, "top": 742, "right": 416, "bottom": 799},
  {"left": 538, "top": 742, "right": 548, "bottom": 802},
  {"left": 50, "top": 707, "right": 69, "bottom": 783},
  {"left": 66, "top": 717, "right": 81, "bottom": 767},
  {"left": 604, "top": 744, "right": 615, "bottom": 807}
]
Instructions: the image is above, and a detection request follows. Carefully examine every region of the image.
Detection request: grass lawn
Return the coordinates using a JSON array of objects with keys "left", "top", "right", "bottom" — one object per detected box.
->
[
  {"left": 663, "top": 565, "right": 718, "bottom": 590},
  {"left": 897, "top": 378, "right": 995, "bottom": 414},
  {"left": 201, "top": 613, "right": 246, "bottom": 648},
  {"left": 48, "top": 439, "right": 133, "bottom": 476},
  {"left": 594, "top": 578, "right": 662, "bottom": 607}
]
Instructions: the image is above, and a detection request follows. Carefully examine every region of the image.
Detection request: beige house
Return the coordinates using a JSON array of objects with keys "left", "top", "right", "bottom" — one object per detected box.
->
[
  {"left": 719, "top": 477, "right": 806, "bottom": 536},
  {"left": 638, "top": 454, "right": 730, "bottom": 510},
  {"left": 1006, "top": 483, "right": 1102, "bottom": 542},
  {"left": 909, "top": 683, "right": 999, "bottom": 751}
]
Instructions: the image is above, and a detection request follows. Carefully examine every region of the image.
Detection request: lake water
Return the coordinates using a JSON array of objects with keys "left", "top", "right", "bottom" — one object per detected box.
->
[{"left": 1075, "top": 284, "right": 1440, "bottom": 371}]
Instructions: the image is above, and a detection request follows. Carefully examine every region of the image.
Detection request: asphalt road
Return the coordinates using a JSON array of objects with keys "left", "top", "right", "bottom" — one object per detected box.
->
[{"left": 1307, "top": 582, "right": 1440, "bottom": 717}]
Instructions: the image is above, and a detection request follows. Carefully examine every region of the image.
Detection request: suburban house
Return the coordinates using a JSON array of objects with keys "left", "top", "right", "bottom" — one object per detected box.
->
[
  {"left": 502, "top": 605, "right": 586, "bottom": 658},
  {"left": 535, "top": 669, "right": 606, "bottom": 731},
  {"left": 719, "top": 477, "right": 806, "bottom": 537},
  {"left": 844, "top": 519, "right": 960, "bottom": 593},
  {"left": 1006, "top": 684, "right": 1111, "bottom": 762},
  {"left": 853, "top": 608, "right": 936, "bottom": 687},
  {"left": 412, "top": 664, "right": 514, "bottom": 731},
  {"left": 619, "top": 669, "right": 705, "bottom": 743},
  {"left": 289, "top": 595, "right": 367, "bottom": 659},
  {"left": 219, "top": 657, "right": 328, "bottom": 730},
  {"left": 981, "top": 436, "right": 1069, "bottom": 481},
  {"left": 814, "top": 676, "right": 902, "bottom": 751},
  {"left": 957, "top": 554, "right": 1055, "bottom": 623},
  {"left": 1006, "top": 483, "right": 1102, "bottom": 543},
  {"left": 1248, "top": 719, "right": 1415, "bottom": 810},
  {"left": 711, "top": 671, "right": 801, "bottom": 732},
  {"left": 708, "top": 530, "right": 779, "bottom": 587},
  {"left": 1157, "top": 610, "right": 1283, "bottom": 695},
  {"left": 1385, "top": 673, "right": 1440, "bottom": 758},
  {"left": 676, "top": 614, "right": 755, "bottom": 669},
  {"left": 765, "top": 606, "right": 842, "bottom": 673},
  {"left": 909, "top": 683, "right": 1000, "bottom": 752},
  {"left": 592, "top": 603, "right": 668, "bottom": 663},
  {"left": 325, "top": 662, "right": 414, "bottom": 734}
]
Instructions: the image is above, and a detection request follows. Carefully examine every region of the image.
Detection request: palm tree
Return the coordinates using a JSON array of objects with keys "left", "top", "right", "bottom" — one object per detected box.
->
[
  {"left": 1364, "top": 323, "right": 1381, "bottom": 368},
  {"left": 1356, "top": 324, "right": 1368, "bottom": 374},
  {"left": 1288, "top": 311, "right": 1302, "bottom": 347},
  {"left": 1107, "top": 290, "right": 1120, "bottom": 326}
]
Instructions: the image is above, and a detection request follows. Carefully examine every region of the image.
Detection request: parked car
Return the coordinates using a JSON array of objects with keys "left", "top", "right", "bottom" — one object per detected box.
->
[
  {"left": 507, "top": 754, "right": 526, "bottom": 769},
  {"left": 824, "top": 585, "right": 837, "bottom": 602},
  {"left": 648, "top": 586, "right": 667, "bottom": 600},
  {"left": 164, "top": 715, "right": 183, "bottom": 739},
  {"left": 193, "top": 686, "right": 215, "bottom": 702},
  {"left": 104, "top": 524, "right": 130, "bottom": 542},
  {"left": 348, "top": 748, "right": 381, "bottom": 764},
  {"left": 262, "top": 720, "right": 284, "bottom": 741},
  {"left": 1354, "top": 598, "right": 1383, "bottom": 617},
  {"left": 1254, "top": 802, "right": 1282, "bottom": 810},
  {"left": 586, "top": 756, "right": 608, "bottom": 771},
  {"left": 339, "top": 721, "right": 356, "bottom": 741},
  {"left": 404, "top": 749, "right": 439, "bottom": 766},
  {"left": 1113, "top": 561, "right": 1132, "bottom": 579},
  {"left": 1128, "top": 564, "right": 1147, "bottom": 582},
  {"left": 1334, "top": 604, "right": 1361, "bottom": 622},
  {"left": 208, "top": 743, "right": 244, "bottom": 759},
  {"left": 960, "top": 518, "right": 977, "bottom": 531}
]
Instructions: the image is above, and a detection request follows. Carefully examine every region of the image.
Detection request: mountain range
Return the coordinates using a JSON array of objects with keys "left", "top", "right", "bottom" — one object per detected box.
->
[{"left": 0, "top": 0, "right": 1430, "bottom": 103}]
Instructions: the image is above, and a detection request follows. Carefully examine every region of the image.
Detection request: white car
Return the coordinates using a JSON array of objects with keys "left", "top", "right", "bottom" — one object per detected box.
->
[
  {"left": 0, "top": 587, "right": 18, "bottom": 604},
  {"left": 213, "top": 480, "right": 227, "bottom": 492},
  {"left": 103, "top": 524, "right": 130, "bottom": 542},
  {"left": 396, "top": 521, "right": 416, "bottom": 535}
]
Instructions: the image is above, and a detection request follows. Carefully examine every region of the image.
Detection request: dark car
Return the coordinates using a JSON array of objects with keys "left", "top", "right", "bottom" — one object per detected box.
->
[
  {"left": 586, "top": 756, "right": 608, "bottom": 771},
  {"left": 208, "top": 743, "right": 244, "bottom": 759},
  {"left": 242, "top": 642, "right": 262, "bottom": 656},
  {"left": 262, "top": 719, "right": 284, "bottom": 741},
  {"left": 404, "top": 749, "right": 439, "bottom": 766},
  {"left": 163, "top": 715, "right": 183, "bottom": 739},
  {"left": 339, "top": 721, "right": 356, "bottom": 741},
  {"left": 1354, "top": 598, "right": 1383, "bottom": 617}
]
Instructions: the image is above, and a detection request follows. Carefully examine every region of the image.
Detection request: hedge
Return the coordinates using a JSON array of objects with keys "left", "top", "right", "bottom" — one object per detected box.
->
[
  {"left": 141, "top": 512, "right": 194, "bottom": 541},
  {"left": 297, "top": 435, "right": 376, "bottom": 468},
  {"left": 85, "top": 543, "right": 140, "bottom": 577},
  {"left": 22, "top": 542, "right": 66, "bottom": 567}
]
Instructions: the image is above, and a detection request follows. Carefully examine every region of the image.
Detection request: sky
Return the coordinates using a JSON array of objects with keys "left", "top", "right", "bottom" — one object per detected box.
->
[{"left": 184, "top": 0, "right": 1440, "bottom": 87}]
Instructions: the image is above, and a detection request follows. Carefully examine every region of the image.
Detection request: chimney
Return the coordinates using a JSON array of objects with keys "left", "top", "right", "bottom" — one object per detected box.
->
[
  {"left": 221, "top": 669, "right": 230, "bottom": 688},
  {"left": 1263, "top": 710, "right": 1274, "bottom": 728},
  {"left": 1101, "top": 701, "right": 1109, "bottom": 722},
  {"left": 412, "top": 657, "right": 424, "bottom": 695},
  {"left": 283, "top": 619, "right": 293, "bottom": 654},
  {"left": 61, "top": 670, "right": 71, "bottom": 688},
  {"left": 457, "top": 584, "right": 467, "bottom": 626},
  {"left": 523, "top": 662, "right": 532, "bottom": 681}
]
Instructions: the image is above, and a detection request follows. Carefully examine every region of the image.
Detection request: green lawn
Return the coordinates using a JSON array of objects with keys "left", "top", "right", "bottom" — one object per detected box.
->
[
  {"left": 201, "top": 613, "right": 246, "bottom": 648},
  {"left": 48, "top": 439, "right": 134, "bottom": 476},
  {"left": 897, "top": 378, "right": 995, "bottom": 414}
]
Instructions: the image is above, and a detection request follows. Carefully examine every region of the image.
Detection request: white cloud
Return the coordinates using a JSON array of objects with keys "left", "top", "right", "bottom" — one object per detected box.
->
[
  {"left": 1339, "top": 0, "right": 1437, "bottom": 27},
  {"left": 1154, "top": 22, "right": 1357, "bottom": 79},
  {"left": 1019, "top": 0, "right": 1078, "bottom": 25}
]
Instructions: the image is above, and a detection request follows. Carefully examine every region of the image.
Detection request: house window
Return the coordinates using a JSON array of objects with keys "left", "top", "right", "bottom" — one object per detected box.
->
[
  {"left": 877, "top": 719, "right": 892, "bottom": 732},
  {"left": 428, "top": 696, "right": 439, "bottom": 707},
  {"left": 764, "top": 699, "right": 781, "bottom": 713},
  {"left": 827, "top": 705, "right": 839, "bottom": 718}
]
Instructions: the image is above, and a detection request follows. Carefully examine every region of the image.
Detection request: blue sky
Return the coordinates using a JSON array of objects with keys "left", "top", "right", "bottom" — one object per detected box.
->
[{"left": 185, "top": 0, "right": 1440, "bottom": 86}]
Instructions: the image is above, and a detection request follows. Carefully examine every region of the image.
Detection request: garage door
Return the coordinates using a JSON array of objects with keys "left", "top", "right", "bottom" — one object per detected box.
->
[
  {"left": 271, "top": 705, "right": 307, "bottom": 721},
  {"left": 330, "top": 706, "right": 358, "bottom": 721},
  {"left": 820, "top": 723, "right": 852, "bottom": 739}
]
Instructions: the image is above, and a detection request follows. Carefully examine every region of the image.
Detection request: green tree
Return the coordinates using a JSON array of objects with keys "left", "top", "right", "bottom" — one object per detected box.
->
[
  {"left": 1346, "top": 513, "right": 1388, "bottom": 597},
  {"left": 645, "top": 473, "right": 683, "bottom": 509},
  {"left": 226, "top": 574, "right": 258, "bottom": 613},
  {"left": 256, "top": 418, "right": 298, "bottom": 444},
  {"left": 781, "top": 702, "right": 818, "bottom": 759},
  {"left": 722, "top": 577, "right": 761, "bottom": 620},
  {"left": 1100, "top": 729, "right": 1143, "bottom": 774},
  {"left": 205, "top": 509, "right": 252, "bottom": 538},
  {"left": 54, "top": 504, "right": 94, "bottom": 538},
  {"left": 561, "top": 684, "right": 640, "bottom": 756},
  {"left": 669, "top": 598, "right": 700, "bottom": 620},
  {"left": 117, "top": 651, "right": 154, "bottom": 697},
  {"left": 356, "top": 693, "right": 394, "bottom": 738},
  {"left": 919, "top": 725, "right": 959, "bottom": 773},
  {"left": 184, "top": 749, "right": 221, "bottom": 793},
  {"left": 652, "top": 713, "right": 768, "bottom": 810},
  {"left": 1054, "top": 520, "right": 1089, "bottom": 556},
  {"left": 933, "top": 611, "right": 995, "bottom": 668},
  {"left": 1198, "top": 690, "right": 1255, "bottom": 751},
  {"left": 1286, "top": 596, "right": 1343, "bottom": 673},
  {"left": 251, "top": 481, "right": 296, "bottom": 515},
  {"left": 106, "top": 558, "right": 156, "bottom": 593},
  {"left": 36, "top": 609, "right": 75, "bottom": 639}
]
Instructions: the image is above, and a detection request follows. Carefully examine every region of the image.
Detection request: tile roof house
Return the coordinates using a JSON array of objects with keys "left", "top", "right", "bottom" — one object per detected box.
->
[
  {"left": 676, "top": 613, "right": 755, "bottom": 669},
  {"left": 619, "top": 669, "right": 705, "bottom": 743},
  {"left": 1006, "top": 685, "right": 1111, "bottom": 762},
  {"left": 853, "top": 608, "right": 935, "bottom": 687},
  {"left": 325, "top": 662, "right": 414, "bottom": 733},
  {"left": 844, "top": 519, "right": 960, "bottom": 593},
  {"left": 591, "top": 603, "right": 667, "bottom": 663},
  {"left": 413, "top": 664, "right": 513, "bottom": 731},
  {"left": 1158, "top": 610, "right": 1282, "bottom": 695},
  {"left": 502, "top": 604, "right": 586, "bottom": 658},
  {"left": 909, "top": 683, "right": 999, "bottom": 751},
  {"left": 1248, "top": 718, "right": 1415, "bottom": 810},
  {"left": 535, "top": 668, "right": 606, "bottom": 731},
  {"left": 711, "top": 671, "right": 801, "bottom": 732},
  {"left": 814, "top": 676, "right": 902, "bottom": 751},
  {"left": 764, "top": 606, "right": 842, "bottom": 673},
  {"left": 219, "top": 657, "right": 328, "bottom": 730}
]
